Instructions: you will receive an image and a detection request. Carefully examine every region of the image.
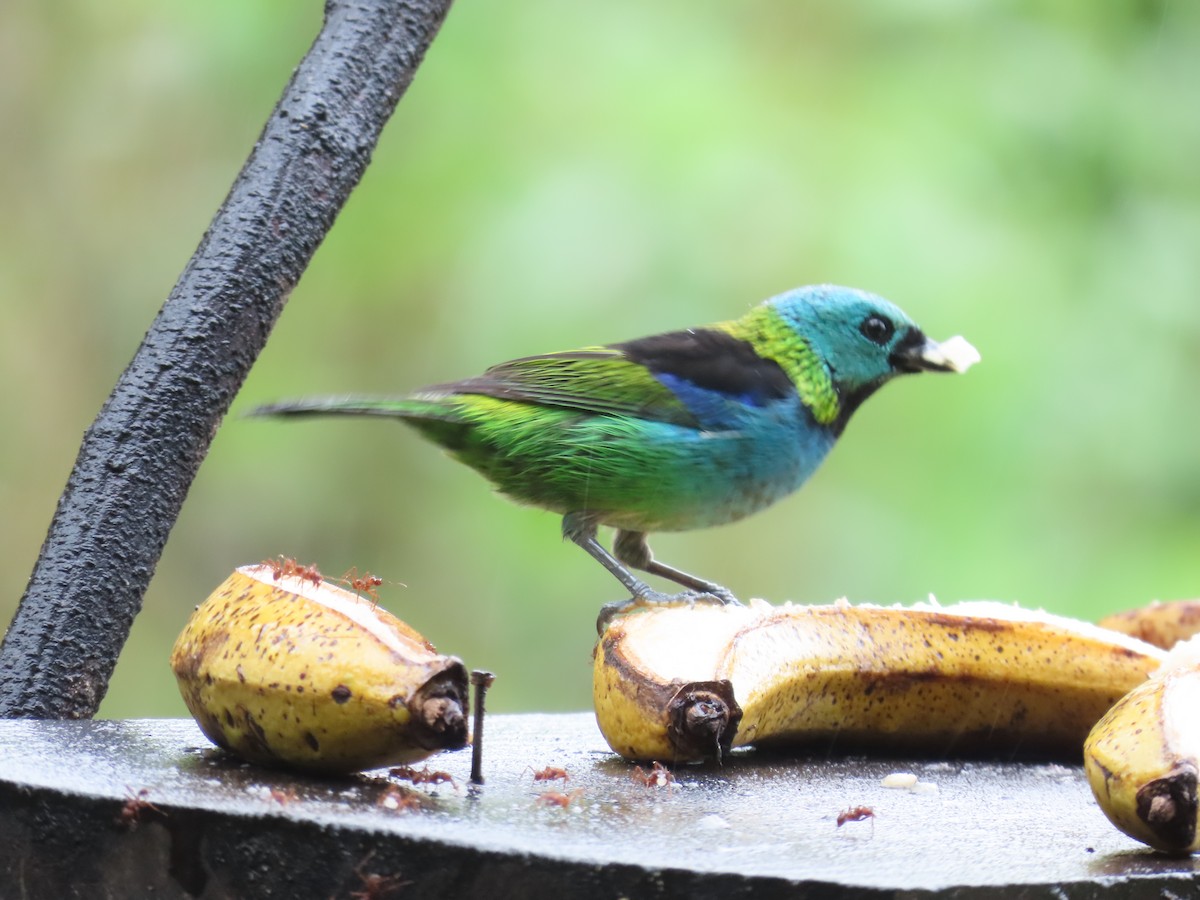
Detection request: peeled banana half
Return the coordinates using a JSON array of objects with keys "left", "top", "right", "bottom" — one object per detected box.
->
[
  {"left": 594, "top": 600, "right": 1164, "bottom": 764},
  {"left": 171, "top": 565, "right": 469, "bottom": 774},
  {"left": 1085, "top": 636, "right": 1200, "bottom": 853}
]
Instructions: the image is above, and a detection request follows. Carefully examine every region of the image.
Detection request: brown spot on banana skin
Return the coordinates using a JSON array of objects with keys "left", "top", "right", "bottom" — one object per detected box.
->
[
  {"left": 331, "top": 684, "right": 352, "bottom": 704},
  {"left": 239, "top": 707, "right": 271, "bottom": 756},
  {"left": 173, "top": 626, "right": 230, "bottom": 682}
]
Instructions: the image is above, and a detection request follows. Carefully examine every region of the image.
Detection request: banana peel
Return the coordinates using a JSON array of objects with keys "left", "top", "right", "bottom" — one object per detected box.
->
[
  {"left": 171, "top": 565, "right": 469, "bottom": 774},
  {"left": 1085, "top": 637, "right": 1200, "bottom": 853},
  {"left": 1098, "top": 600, "right": 1200, "bottom": 651},
  {"left": 594, "top": 600, "right": 1164, "bottom": 763}
]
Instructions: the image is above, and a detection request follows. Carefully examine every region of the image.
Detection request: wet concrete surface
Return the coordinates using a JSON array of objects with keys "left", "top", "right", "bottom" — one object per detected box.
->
[{"left": 0, "top": 713, "right": 1196, "bottom": 898}]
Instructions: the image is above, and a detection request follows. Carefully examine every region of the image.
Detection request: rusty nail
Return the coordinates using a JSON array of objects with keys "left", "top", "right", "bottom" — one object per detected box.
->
[{"left": 469, "top": 670, "right": 495, "bottom": 786}]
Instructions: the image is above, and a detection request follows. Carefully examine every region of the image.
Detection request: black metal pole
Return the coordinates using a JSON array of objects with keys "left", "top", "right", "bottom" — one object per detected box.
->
[{"left": 0, "top": 0, "right": 454, "bottom": 718}]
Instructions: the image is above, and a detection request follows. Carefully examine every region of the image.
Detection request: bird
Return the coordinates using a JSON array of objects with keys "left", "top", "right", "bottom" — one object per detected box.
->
[{"left": 252, "top": 284, "right": 979, "bottom": 616}]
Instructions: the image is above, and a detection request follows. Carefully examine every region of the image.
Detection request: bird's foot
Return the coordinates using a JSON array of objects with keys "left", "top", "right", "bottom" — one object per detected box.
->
[
  {"left": 696, "top": 584, "right": 741, "bottom": 607},
  {"left": 595, "top": 587, "right": 742, "bottom": 633}
]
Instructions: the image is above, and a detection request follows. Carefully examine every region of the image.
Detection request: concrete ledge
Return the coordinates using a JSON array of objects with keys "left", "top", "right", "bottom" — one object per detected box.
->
[{"left": 0, "top": 715, "right": 1194, "bottom": 898}]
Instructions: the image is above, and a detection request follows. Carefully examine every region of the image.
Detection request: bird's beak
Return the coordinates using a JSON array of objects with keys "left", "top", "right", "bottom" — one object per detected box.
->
[{"left": 891, "top": 330, "right": 981, "bottom": 374}]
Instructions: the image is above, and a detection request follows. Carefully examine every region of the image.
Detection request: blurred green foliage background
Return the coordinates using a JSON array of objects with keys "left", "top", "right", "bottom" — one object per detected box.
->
[{"left": 1, "top": 1, "right": 1197, "bottom": 718}]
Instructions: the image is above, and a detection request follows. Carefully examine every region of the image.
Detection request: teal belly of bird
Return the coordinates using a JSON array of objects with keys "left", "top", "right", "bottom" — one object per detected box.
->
[{"left": 435, "top": 393, "right": 837, "bottom": 533}]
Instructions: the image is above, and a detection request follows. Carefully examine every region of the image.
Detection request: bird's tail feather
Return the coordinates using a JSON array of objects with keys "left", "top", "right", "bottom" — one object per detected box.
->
[{"left": 248, "top": 395, "right": 462, "bottom": 424}]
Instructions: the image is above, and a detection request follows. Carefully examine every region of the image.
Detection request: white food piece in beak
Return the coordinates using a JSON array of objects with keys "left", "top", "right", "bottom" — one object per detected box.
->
[{"left": 925, "top": 334, "right": 981, "bottom": 373}]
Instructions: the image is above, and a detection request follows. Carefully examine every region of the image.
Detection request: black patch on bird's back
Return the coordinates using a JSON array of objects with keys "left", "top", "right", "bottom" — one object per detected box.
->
[{"left": 612, "top": 329, "right": 794, "bottom": 405}]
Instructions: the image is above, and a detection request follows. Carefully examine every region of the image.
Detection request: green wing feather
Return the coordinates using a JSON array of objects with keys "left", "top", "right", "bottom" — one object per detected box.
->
[
  {"left": 250, "top": 347, "right": 703, "bottom": 436},
  {"left": 426, "top": 348, "right": 701, "bottom": 428}
]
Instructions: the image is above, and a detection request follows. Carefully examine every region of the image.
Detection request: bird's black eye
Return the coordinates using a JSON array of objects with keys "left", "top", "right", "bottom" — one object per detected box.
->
[{"left": 859, "top": 314, "right": 894, "bottom": 346}]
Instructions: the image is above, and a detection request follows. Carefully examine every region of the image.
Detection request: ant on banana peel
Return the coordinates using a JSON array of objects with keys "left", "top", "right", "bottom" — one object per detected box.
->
[
  {"left": 340, "top": 567, "right": 385, "bottom": 604},
  {"left": 262, "top": 556, "right": 323, "bottom": 587}
]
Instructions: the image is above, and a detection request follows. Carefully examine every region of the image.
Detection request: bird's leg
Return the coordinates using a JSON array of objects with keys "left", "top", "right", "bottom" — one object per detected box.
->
[
  {"left": 562, "top": 514, "right": 742, "bottom": 632},
  {"left": 564, "top": 513, "right": 744, "bottom": 633},
  {"left": 613, "top": 530, "right": 740, "bottom": 606},
  {"left": 561, "top": 513, "right": 659, "bottom": 602}
]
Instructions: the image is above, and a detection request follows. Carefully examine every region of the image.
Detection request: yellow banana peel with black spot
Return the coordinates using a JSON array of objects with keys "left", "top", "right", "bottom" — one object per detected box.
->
[
  {"left": 593, "top": 600, "right": 1163, "bottom": 763},
  {"left": 171, "top": 564, "right": 468, "bottom": 774},
  {"left": 1085, "top": 637, "right": 1200, "bottom": 853}
]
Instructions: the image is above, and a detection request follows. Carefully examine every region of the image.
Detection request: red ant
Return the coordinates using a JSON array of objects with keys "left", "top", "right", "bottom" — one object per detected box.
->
[
  {"left": 389, "top": 765, "right": 457, "bottom": 789},
  {"left": 340, "top": 567, "right": 384, "bottom": 604},
  {"left": 295, "top": 561, "right": 322, "bottom": 587},
  {"left": 836, "top": 805, "right": 876, "bottom": 834},
  {"left": 376, "top": 785, "right": 426, "bottom": 813},
  {"left": 525, "top": 765, "right": 569, "bottom": 783},
  {"left": 536, "top": 789, "right": 583, "bottom": 808},
  {"left": 350, "top": 852, "right": 410, "bottom": 899},
  {"left": 630, "top": 761, "right": 675, "bottom": 788},
  {"left": 115, "top": 787, "right": 164, "bottom": 830},
  {"left": 262, "top": 556, "right": 323, "bottom": 587}
]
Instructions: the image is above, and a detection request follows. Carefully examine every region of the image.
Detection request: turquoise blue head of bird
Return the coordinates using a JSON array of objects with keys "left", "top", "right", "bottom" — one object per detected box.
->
[{"left": 764, "top": 284, "right": 980, "bottom": 427}]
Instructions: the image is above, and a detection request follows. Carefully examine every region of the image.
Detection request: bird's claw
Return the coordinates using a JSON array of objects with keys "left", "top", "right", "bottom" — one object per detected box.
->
[
  {"left": 595, "top": 587, "right": 742, "bottom": 633},
  {"left": 703, "top": 586, "right": 742, "bottom": 607}
]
